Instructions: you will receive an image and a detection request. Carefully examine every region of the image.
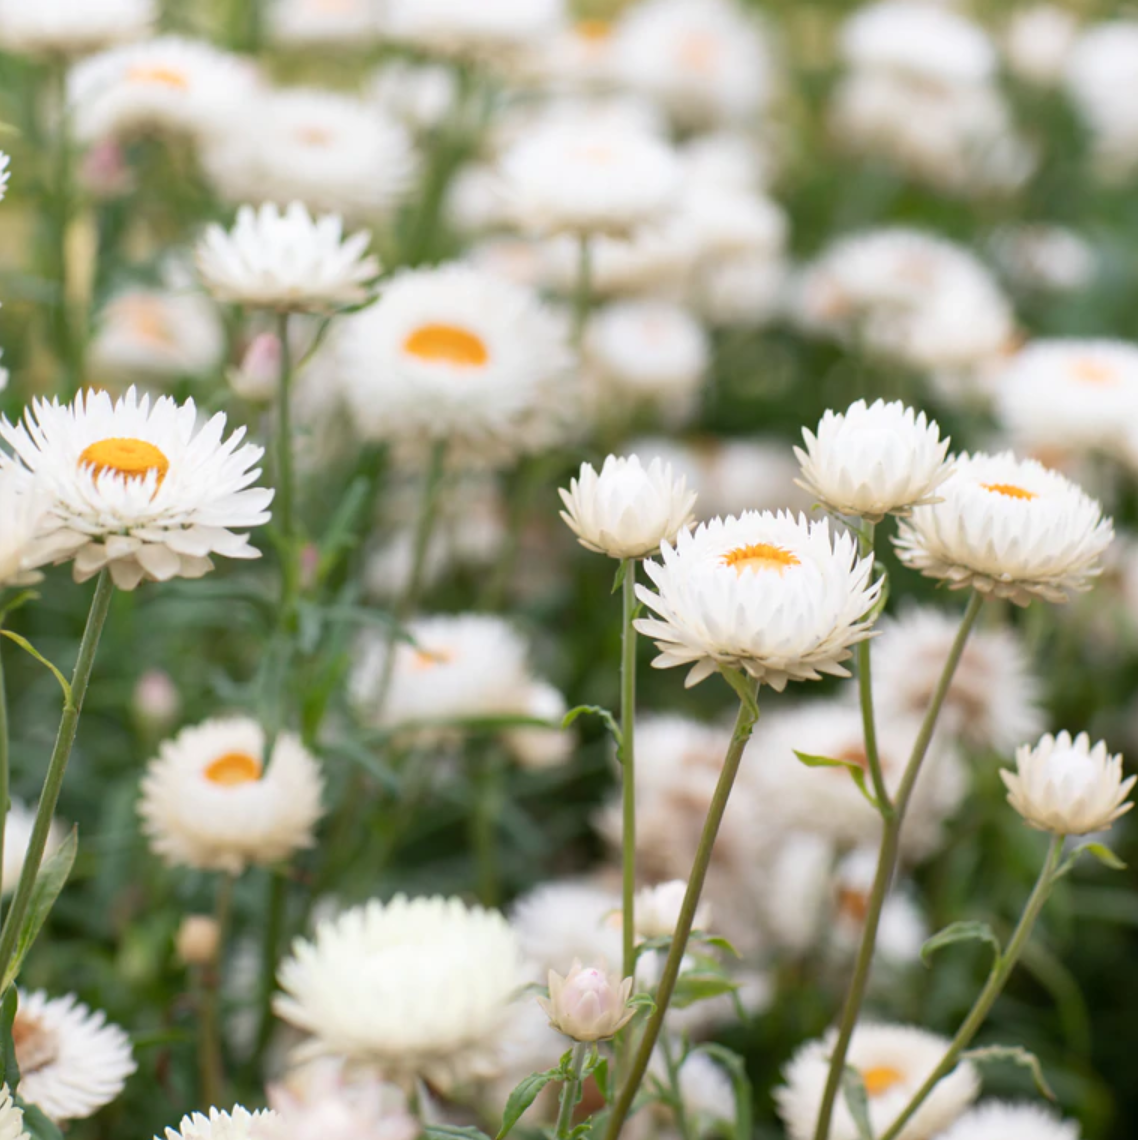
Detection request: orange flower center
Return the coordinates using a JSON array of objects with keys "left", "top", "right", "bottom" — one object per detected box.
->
[
  {"left": 295, "top": 126, "right": 333, "bottom": 147},
  {"left": 678, "top": 31, "right": 719, "bottom": 72},
  {"left": 1071, "top": 358, "right": 1117, "bottom": 385},
  {"left": 127, "top": 65, "right": 191, "bottom": 89},
  {"left": 403, "top": 323, "right": 489, "bottom": 368},
  {"left": 981, "top": 482, "right": 1037, "bottom": 501},
  {"left": 721, "top": 542, "right": 800, "bottom": 575},
  {"left": 119, "top": 297, "right": 174, "bottom": 346},
  {"left": 204, "top": 751, "right": 262, "bottom": 786},
  {"left": 79, "top": 437, "right": 170, "bottom": 485},
  {"left": 11, "top": 1012, "right": 57, "bottom": 1075},
  {"left": 861, "top": 1065, "right": 905, "bottom": 1098},
  {"left": 410, "top": 646, "right": 454, "bottom": 671},
  {"left": 576, "top": 18, "right": 612, "bottom": 41},
  {"left": 837, "top": 887, "right": 870, "bottom": 923}
]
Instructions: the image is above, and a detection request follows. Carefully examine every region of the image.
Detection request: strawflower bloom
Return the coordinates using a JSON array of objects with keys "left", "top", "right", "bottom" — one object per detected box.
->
[
  {"left": 0, "top": 473, "right": 53, "bottom": 587},
  {"left": 936, "top": 1101, "right": 1079, "bottom": 1140},
  {"left": 538, "top": 960, "right": 635, "bottom": 1042},
  {"left": 384, "top": 0, "right": 566, "bottom": 63},
  {"left": 0, "top": 1086, "right": 22, "bottom": 1140},
  {"left": 1001, "top": 730, "right": 1134, "bottom": 835},
  {"left": 0, "top": 0, "right": 154, "bottom": 56},
  {"left": 159, "top": 1107, "right": 279, "bottom": 1140},
  {"left": 634, "top": 880, "right": 711, "bottom": 939}
]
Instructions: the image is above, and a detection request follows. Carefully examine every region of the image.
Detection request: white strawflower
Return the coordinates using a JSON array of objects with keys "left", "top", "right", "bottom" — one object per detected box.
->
[
  {"left": 201, "top": 89, "right": 414, "bottom": 220},
  {"left": 0, "top": 386, "right": 273, "bottom": 591},
  {"left": 0, "top": 474, "right": 54, "bottom": 588},
  {"left": 196, "top": 202, "right": 378, "bottom": 312},
  {"left": 160, "top": 1107, "right": 279, "bottom": 1140},
  {"left": 870, "top": 605, "right": 1044, "bottom": 754},
  {"left": 1064, "top": 23, "right": 1138, "bottom": 174},
  {"left": 894, "top": 451, "right": 1114, "bottom": 605},
  {"left": 634, "top": 880, "right": 711, "bottom": 939},
  {"left": 989, "top": 224, "right": 1096, "bottom": 293},
  {"left": 268, "top": 0, "right": 383, "bottom": 45},
  {"left": 776, "top": 1023, "right": 979, "bottom": 1140},
  {"left": 14, "top": 990, "right": 136, "bottom": 1122},
  {"left": 338, "top": 263, "right": 572, "bottom": 459},
  {"left": 538, "top": 225, "right": 698, "bottom": 299},
  {"left": 693, "top": 248, "right": 787, "bottom": 328},
  {"left": 138, "top": 716, "right": 325, "bottom": 873},
  {"left": 275, "top": 895, "right": 525, "bottom": 1086},
  {"left": 937, "top": 1101, "right": 1080, "bottom": 1140},
  {"left": 0, "top": 0, "right": 154, "bottom": 55},
  {"left": 539, "top": 961, "right": 634, "bottom": 1042},
  {"left": 610, "top": 0, "right": 773, "bottom": 129},
  {"left": 0, "top": 1085, "right": 24, "bottom": 1140},
  {"left": 1006, "top": 6, "right": 1079, "bottom": 86},
  {"left": 368, "top": 61, "right": 457, "bottom": 134},
  {"left": 634, "top": 512, "right": 881, "bottom": 690},
  {"left": 2, "top": 800, "right": 65, "bottom": 895},
  {"left": 1002, "top": 730, "right": 1134, "bottom": 836},
  {"left": 500, "top": 119, "right": 681, "bottom": 238},
  {"left": 795, "top": 398, "right": 952, "bottom": 522},
  {"left": 67, "top": 37, "right": 260, "bottom": 144},
  {"left": 510, "top": 880, "right": 623, "bottom": 976},
  {"left": 504, "top": 682, "right": 572, "bottom": 771},
  {"left": 385, "top": 0, "right": 566, "bottom": 63},
  {"left": 559, "top": 454, "right": 697, "bottom": 560}
]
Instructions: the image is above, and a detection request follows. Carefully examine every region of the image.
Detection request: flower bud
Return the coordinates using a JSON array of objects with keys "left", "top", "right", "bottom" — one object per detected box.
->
[
  {"left": 132, "top": 669, "right": 181, "bottom": 733},
  {"left": 634, "top": 880, "right": 711, "bottom": 940},
  {"left": 176, "top": 915, "right": 221, "bottom": 966},
  {"left": 229, "top": 332, "right": 282, "bottom": 401},
  {"left": 78, "top": 140, "right": 133, "bottom": 199},
  {"left": 538, "top": 959, "right": 635, "bottom": 1042}
]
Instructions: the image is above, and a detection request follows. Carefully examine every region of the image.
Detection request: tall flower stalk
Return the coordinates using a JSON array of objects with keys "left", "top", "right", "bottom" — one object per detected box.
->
[{"left": 619, "top": 559, "right": 638, "bottom": 985}]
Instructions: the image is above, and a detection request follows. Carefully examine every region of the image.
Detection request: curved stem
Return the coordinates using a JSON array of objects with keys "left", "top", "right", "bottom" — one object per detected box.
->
[
  {"left": 878, "top": 834, "right": 1064, "bottom": 1140},
  {"left": 0, "top": 570, "right": 112, "bottom": 987},
  {"left": 603, "top": 676, "right": 760, "bottom": 1140},
  {"left": 855, "top": 523, "right": 890, "bottom": 813},
  {"left": 620, "top": 560, "right": 638, "bottom": 984},
  {"left": 812, "top": 591, "right": 985, "bottom": 1140},
  {"left": 556, "top": 1042, "right": 590, "bottom": 1139}
]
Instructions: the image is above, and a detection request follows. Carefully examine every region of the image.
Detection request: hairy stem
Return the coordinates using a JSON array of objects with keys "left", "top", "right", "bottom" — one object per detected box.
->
[
  {"left": 556, "top": 1042, "right": 590, "bottom": 1139},
  {"left": 855, "top": 522, "right": 890, "bottom": 813},
  {"left": 620, "top": 559, "right": 638, "bottom": 982}
]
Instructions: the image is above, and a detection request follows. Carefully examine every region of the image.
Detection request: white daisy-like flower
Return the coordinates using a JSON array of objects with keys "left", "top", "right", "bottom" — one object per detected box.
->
[
  {"left": 989, "top": 224, "right": 1096, "bottom": 293},
  {"left": 1002, "top": 730, "right": 1134, "bottom": 835},
  {"left": 267, "top": 0, "right": 383, "bottom": 45},
  {"left": 384, "top": 0, "right": 566, "bottom": 63},
  {"left": 776, "top": 1023, "right": 979, "bottom": 1140},
  {"left": 538, "top": 225, "right": 698, "bottom": 299},
  {"left": 138, "top": 716, "right": 325, "bottom": 873},
  {"left": 936, "top": 1101, "right": 1080, "bottom": 1140},
  {"left": 634, "top": 511, "right": 881, "bottom": 690},
  {"left": 3, "top": 799, "right": 65, "bottom": 895},
  {"left": 560, "top": 454, "right": 697, "bottom": 560},
  {"left": 510, "top": 879, "right": 623, "bottom": 976},
  {"left": 0, "top": 0, "right": 153, "bottom": 55},
  {"left": 795, "top": 398, "right": 952, "bottom": 522},
  {"left": 67, "top": 36, "right": 261, "bottom": 144},
  {"left": 870, "top": 605, "right": 1044, "bottom": 754},
  {"left": 201, "top": 89, "right": 414, "bottom": 220},
  {"left": 15, "top": 990, "right": 136, "bottom": 1122},
  {"left": 610, "top": 0, "right": 773, "bottom": 129},
  {"left": 368, "top": 61, "right": 457, "bottom": 134},
  {"left": 993, "top": 339, "right": 1138, "bottom": 457},
  {"left": 1064, "top": 22, "right": 1138, "bottom": 174},
  {"left": 1006, "top": 6, "right": 1080, "bottom": 86},
  {"left": 832, "top": 854, "right": 927, "bottom": 966},
  {"left": 196, "top": 202, "right": 378, "bottom": 312},
  {"left": 0, "top": 474, "right": 55, "bottom": 588},
  {"left": 0, "top": 387, "right": 273, "bottom": 591},
  {"left": 500, "top": 118, "right": 681, "bottom": 238},
  {"left": 504, "top": 682, "right": 572, "bottom": 771},
  {"left": 0, "top": 1085, "right": 24, "bottom": 1140},
  {"left": 337, "top": 263, "right": 572, "bottom": 460},
  {"left": 634, "top": 880, "right": 711, "bottom": 939},
  {"left": 692, "top": 249, "right": 788, "bottom": 328},
  {"left": 680, "top": 130, "right": 774, "bottom": 193},
  {"left": 675, "top": 183, "right": 787, "bottom": 264},
  {"left": 894, "top": 451, "right": 1114, "bottom": 605},
  {"left": 274, "top": 894, "right": 525, "bottom": 1087},
  {"left": 159, "top": 1107, "right": 279, "bottom": 1140}
]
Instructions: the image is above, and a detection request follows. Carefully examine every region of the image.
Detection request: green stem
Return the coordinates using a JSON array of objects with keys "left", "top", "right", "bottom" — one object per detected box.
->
[
  {"left": 811, "top": 591, "right": 985, "bottom": 1140},
  {"left": 603, "top": 676, "right": 760, "bottom": 1140},
  {"left": 275, "top": 311, "right": 300, "bottom": 624},
  {"left": 470, "top": 750, "right": 501, "bottom": 907},
  {"left": 0, "top": 642, "right": 8, "bottom": 928},
  {"left": 556, "top": 1041, "right": 590, "bottom": 1139},
  {"left": 878, "top": 834, "right": 1065, "bottom": 1140},
  {"left": 620, "top": 560, "right": 638, "bottom": 984},
  {"left": 661, "top": 1034, "right": 694, "bottom": 1140},
  {"left": 0, "top": 571, "right": 113, "bottom": 988},
  {"left": 252, "top": 868, "right": 287, "bottom": 1060},
  {"left": 855, "top": 523, "right": 890, "bottom": 813},
  {"left": 199, "top": 873, "right": 235, "bottom": 1108},
  {"left": 572, "top": 234, "right": 592, "bottom": 349}
]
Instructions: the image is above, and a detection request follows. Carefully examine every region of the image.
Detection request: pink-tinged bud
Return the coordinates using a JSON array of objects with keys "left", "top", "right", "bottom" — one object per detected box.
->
[
  {"left": 634, "top": 880, "right": 711, "bottom": 940},
  {"left": 78, "top": 140, "right": 133, "bottom": 199},
  {"left": 300, "top": 543, "right": 320, "bottom": 592},
  {"left": 132, "top": 669, "right": 181, "bottom": 731},
  {"left": 176, "top": 915, "right": 220, "bottom": 965},
  {"left": 538, "top": 959, "right": 635, "bottom": 1042},
  {"left": 229, "top": 332, "right": 282, "bottom": 401}
]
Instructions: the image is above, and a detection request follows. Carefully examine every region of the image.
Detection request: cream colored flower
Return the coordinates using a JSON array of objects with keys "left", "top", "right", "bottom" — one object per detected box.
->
[
  {"left": 268, "top": 0, "right": 383, "bottom": 45},
  {"left": 1002, "top": 730, "right": 1134, "bottom": 835},
  {"left": 0, "top": 473, "right": 53, "bottom": 588},
  {"left": 175, "top": 915, "right": 220, "bottom": 965},
  {"left": 159, "top": 1107, "right": 279, "bottom": 1140},
  {"left": 0, "top": 0, "right": 153, "bottom": 56},
  {"left": 2, "top": 800, "right": 65, "bottom": 895},
  {"left": 538, "top": 960, "right": 635, "bottom": 1042},
  {"left": 937, "top": 1102, "right": 1079, "bottom": 1140},
  {"left": 384, "top": 0, "right": 566, "bottom": 63},
  {"left": 634, "top": 880, "right": 711, "bottom": 939},
  {"left": 1006, "top": 6, "right": 1079, "bottom": 86},
  {"left": 0, "top": 1085, "right": 24, "bottom": 1140}
]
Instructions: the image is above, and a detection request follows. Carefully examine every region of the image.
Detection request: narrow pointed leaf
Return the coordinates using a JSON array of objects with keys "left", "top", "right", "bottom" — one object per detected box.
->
[
  {"left": 920, "top": 921, "right": 1001, "bottom": 968},
  {"left": 961, "top": 1044, "right": 1056, "bottom": 1100}
]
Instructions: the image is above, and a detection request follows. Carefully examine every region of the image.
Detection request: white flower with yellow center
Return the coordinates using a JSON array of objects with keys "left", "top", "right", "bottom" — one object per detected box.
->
[
  {"left": 1002, "top": 730, "right": 1134, "bottom": 835},
  {"left": 610, "top": 0, "right": 773, "bottom": 129},
  {"left": 274, "top": 895, "right": 526, "bottom": 1087},
  {"left": 201, "top": 89, "right": 414, "bottom": 220},
  {"left": 634, "top": 511, "right": 881, "bottom": 690},
  {"left": 138, "top": 716, "right": 325, "bottom": 873},
  {"left": 795, "top": 398, "right": 952, "bottom": 522},
  {"left": 384, "top": 0, "right": 566, "bottom": 63},
  {"left": 0, "top": 0, "right": 153, "bottom": 56},
  {"left": 268, "top": 0, "right": 383, "bottom": 45},
  {"left": 936, "top": 1101, "right": 1080, "bottom": 1140},
  {"left": 894, "top": 451, "right": 1113, "bottom": 605},
  {"left": 160, "top": 1107, "right": 279, "bottom": 1140},
  {"left": 67, "top": 36, "right": 261, "bottom": 144},
  {"left": 776, "top": 1023, "right": 979, "bottom": 1140},
  {"left": 196, "top": 202, "right": 379, "bottom": 312},
  {"left": 0, "top": 387, "right": 273, "bottom": 591},
  {"left": 338, "top": 263, "right": 572, "bottom": 459},
  {"left": 14, "top": 990, "right": 136, "bottom": 1122},
  {"left": 0, "top": 1085, "right": 23, "bottom": 1140},
  {"left": 500, "top": 118, "right": 681, "bottom": 238},
  {"left": 560, "top": 454, "right": 697, "bottom": 560},
  {"left": 994, "top": 339, "right": 1138, "bottom": 456},
  {"left": 3, "top": 800, "right": 65, "bottom": 895}
]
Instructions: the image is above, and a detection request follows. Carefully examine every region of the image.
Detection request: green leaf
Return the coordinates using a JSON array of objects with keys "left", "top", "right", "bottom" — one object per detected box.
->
[
  {"left": 496, "top": 1067, "right": 560, "bottom": 1138},
  {"left": 693, "top": 1044, "right": 752, "bottom": 1140},
  {"left": 0, "top": 989, "right": 18, "bottom": 1091},
  {"left": 841, "top": 1067, "right": 875, "bottom": 1140},
  {"left": 920, "top": 921, "right": 1002, "bottom": 968},
  {"left": 1077, "top": 842, "right": 1126, "bottom": 871},
  {"left": 0, "top": 828, "right": 79, "bottom": 993},
  {"left": 611, "top": 560, "right": 629, "bottom": 594},
  {"left": 794, "top": 750, "right": 880, "bottom": 812},
  {"left": 592, "top": 1056, "right": 611, "bottom": 1103},
  {"left": 692, "top": 932, "right": 739, "bottom": 957},
  {"left": 15, "top": 1099, "right": 62, "bottom": 1140},
  {"left": 0, "top": 632, "right": 71, "bottom": 704},
  {"left": 424, "top": 1127, "right": 493, "bottom": 1140},
  {"left": 671, "top": 973, "right": 738, "bottom": 1009},
  {"left": 961, "top": 1044, "right": 1056, "bottom": 1101},
  {"left": 0, "top": 590, "right": 37, "bottom": 624},
  {"left": 561, "top": 704, "right": 622, "bottom": 747}
]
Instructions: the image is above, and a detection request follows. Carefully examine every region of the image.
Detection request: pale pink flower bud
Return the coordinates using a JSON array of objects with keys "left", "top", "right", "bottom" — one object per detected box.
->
[
  {"left": 132, "top": 669, "right": 181, "bottom": 731},
  {"left": 634, "top": 880, "right": 711, "bottom": 940},
  {"left": 538, "top": 959, "right": 635, "bottom": 1042},
  {"left": 176, "top": 915, "right": 220, "bottom": 965},
  {"left": 78, "top": 140, "right": 133, "bottom": 199},
  {"left": 230, "top": 332, "right": 282, "bottom": 401}
]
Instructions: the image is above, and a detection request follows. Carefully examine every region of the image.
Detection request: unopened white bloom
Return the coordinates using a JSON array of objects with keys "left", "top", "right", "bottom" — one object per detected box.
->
[
  {"left": 1002, "top": 730, "right": 1134, "bottom": 835},
  {"left": 560, "top": 454, "right": 697, "bottom": 560},
  {"left": 501, "top": 119, "right": 681, "bottom": 238},
  {"left": 937, "top": 1101, "right": 1080, "bottom": 1140},
  {"left": 795, "top": 399, "right": 951, "bottom": 521},
  {"left": 160, "top": 1107, "right": 279, "bottom": 1140},
  {"left": 197, "top": 202, "right": 378, "bottom": 312},
  {"left": 132, "top": 669, "right": 181, "bottom": 731},
  {"left": 175, "top": 915, "right": 220, "bottom": 966},
  {"left": 1006, "top": 6, "right": 1079, "bottom": 85},
  {"left": 635, "top": 512, "right": 881, "bottom": 690},
  {"left": 539, "top": 960, "right": 634, "bottom": 1042},
  {"left": 138, "top": 716, "right": 325, "bottom": 873},
  {"left": 2, "top": 800, "right": 64, "bottom": 896},
  {"left": 634, "top": 880, "right": 710, "bottom": 939},
  {"left": 0, "top": 0, "right": 154, "bottom": 55},
  {"left": 229, "top": 332, "right": 282, "bottom": 401},
  {"left": 895, "top": 451, "right": 1113, "bottom": 605},
  {"left": 776, "top": 1023, "right": 979, "bottom": 1140},
  {"left": 274, "top": 895, "right": 525, "bottom": 1087},
  {"left": 15, "top": 990, "right": 136, "bottom": 1122},
  {"left": 0, "top": 1085, "right": 23, "bottom": 1140}
]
